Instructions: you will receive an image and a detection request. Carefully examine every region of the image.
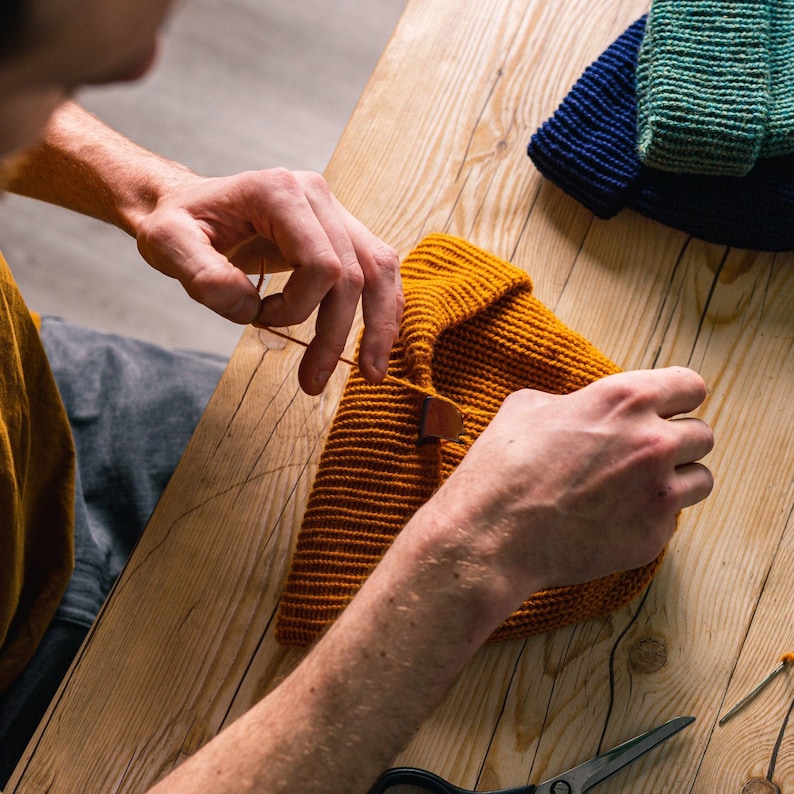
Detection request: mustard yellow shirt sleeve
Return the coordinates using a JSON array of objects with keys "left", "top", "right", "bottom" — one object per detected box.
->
[{"left": 0, "top": 250, "right": 75, "bottom": 693}]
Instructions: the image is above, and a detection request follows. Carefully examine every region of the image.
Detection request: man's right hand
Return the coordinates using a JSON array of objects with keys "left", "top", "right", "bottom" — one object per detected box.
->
[
  {"left": 419, "top": 366, "right": 714, "bottom": 619},
  {"left": 150, "top": 367, "right": 715, "bottom": 794}
]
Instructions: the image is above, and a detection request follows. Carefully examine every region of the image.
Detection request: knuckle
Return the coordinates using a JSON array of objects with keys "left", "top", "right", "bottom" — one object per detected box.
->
[
  {"left": 598, "top": 374, "right": 648, "bottom": 411},
  {"left": 396, "top": 286, "right": 406, "bottom": 315},
  {"left": 501, "top": 390, "right": 525, "bottom": 410},
  {"left": 260, "top": 167, "right": 303, "bottom": 201},
  {"left": 647, "top": 426, "right": 679, "bottom": 459},
  {"left": 295, "top": 169, "right": 331, "bottom": 196},
  {"left": 267, "top": 166, "right": 297, "bottom": 185},
  {"left": 633, "top": 429, "right": 679, "bottom": 476},
  {"left": 367, "top": 242, "right": 400, "bottom": 275},
  {"left": 500, "top": 388, "right": 550, "bottom": 415},
  {"left": 316, "top": 252, "right": 344, "bottom": 283},
  {"left": 341, "top": 260, "right": 366, "bottom": 293}
]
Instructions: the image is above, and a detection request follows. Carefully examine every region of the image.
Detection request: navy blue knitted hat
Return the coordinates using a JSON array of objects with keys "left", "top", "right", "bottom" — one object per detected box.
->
[
  {"left": 527, "top": 17, "right": 645, "bottom": 219},
  {"left": 527, "top": 16, "right": 794, "bottom": 252}
]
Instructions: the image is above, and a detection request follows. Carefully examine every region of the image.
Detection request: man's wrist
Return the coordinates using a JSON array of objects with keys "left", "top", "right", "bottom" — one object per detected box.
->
[{"left": 381, "top": 498, "right": 541, "bottom": 653}]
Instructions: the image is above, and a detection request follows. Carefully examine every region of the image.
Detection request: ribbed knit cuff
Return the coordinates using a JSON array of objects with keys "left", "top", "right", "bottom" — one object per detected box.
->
[
  {"left": 636, "top": 0, "right": 770, "bottom": 177},
  {"left": 527, "top": 16, "right": 645, "bottom": 219},
  {"left": 762, "top": 1, "right": 794, "bottom": 156},
  {"left": 526, "top": 15, "right": 794, "bottom": 251},
  {"left": 630, "top": 157, "right": 794, "bottom": 251}
]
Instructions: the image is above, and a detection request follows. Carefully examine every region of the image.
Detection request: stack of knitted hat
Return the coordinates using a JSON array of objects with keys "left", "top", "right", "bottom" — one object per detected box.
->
[
  {"left": 276, "top": 233, "right": 664, "bottom": 648},
  {"left": 527, "top": 2, "right": 794, "bottom": 251}
]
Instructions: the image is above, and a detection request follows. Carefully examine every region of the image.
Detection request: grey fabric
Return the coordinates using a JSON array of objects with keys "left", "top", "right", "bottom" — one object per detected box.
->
[{"left": 0, "top": 317, "right": 226, "bottom": 785}]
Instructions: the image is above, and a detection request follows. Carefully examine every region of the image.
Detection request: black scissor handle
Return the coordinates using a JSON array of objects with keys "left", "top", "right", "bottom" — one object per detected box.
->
[
  {"left": 370, "top": 766, "right": 537, "bottom": 794},
  {"left": 370, "top": 767, "right": 470, "bottom": 793}
]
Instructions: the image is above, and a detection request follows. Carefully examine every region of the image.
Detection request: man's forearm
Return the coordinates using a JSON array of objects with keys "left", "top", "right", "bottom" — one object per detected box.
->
[
  {"left": 145, "top": 368, "right": 714, "bottom": 794},
  {"left": 2, "top": 99, "right": 405, "bottom": 383},
  {"left": 148, "top": 497, "right": 524, "bottom": 794},
  {"left": 4, "top": 101, "right": 193, "bottom": 236}
]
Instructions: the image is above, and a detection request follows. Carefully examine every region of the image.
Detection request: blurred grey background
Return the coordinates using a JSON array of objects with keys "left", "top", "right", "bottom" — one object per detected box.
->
[{"left": 0, "top": 0, "right": 406, "bottom": 357}]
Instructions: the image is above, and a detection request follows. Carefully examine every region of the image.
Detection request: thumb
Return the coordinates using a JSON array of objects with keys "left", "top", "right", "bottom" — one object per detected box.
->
[
  {"left": 137, "top": 215, "right": 262, "bottom": 325},
  {"left": 180, "top": 255, "right": 263, "bottom": 324}
]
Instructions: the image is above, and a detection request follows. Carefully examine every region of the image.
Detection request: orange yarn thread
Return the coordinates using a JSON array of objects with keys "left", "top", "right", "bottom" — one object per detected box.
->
[
  {"left": 256, "top": 256, "right": 465, "bottom": 421},
  {"left": 275, "top": 233, "right": 662, "bottom": 647},
  {"left": 255, "top": 257, "right": 267, "bottom": 294},
  {"left": 260, "top": 325, "right": 468, "bottom": 433},
  {"left": 256, "top": 257, "right": 489, "bottom": 435}
]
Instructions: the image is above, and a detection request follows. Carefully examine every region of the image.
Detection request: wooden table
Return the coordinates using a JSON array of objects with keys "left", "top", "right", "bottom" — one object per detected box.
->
[{"left": 8, "top": 0, "right": 794, "bottom": 791}]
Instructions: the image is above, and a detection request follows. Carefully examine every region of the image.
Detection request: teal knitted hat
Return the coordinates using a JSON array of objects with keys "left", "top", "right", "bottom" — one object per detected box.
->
[
  {"left": 636, "top": 0, "right": 794, "bottom": 176},
  {"left": 635, "top": 0, "right": 770, "bottom": 176},
  {"left": 765, "top": 1, "right": 794, "bottom": 155}
]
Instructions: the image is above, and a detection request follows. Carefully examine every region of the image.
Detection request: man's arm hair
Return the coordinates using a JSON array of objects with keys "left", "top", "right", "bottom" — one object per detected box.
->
[{"left": 4, "top": 101, "right": 194, "bottom": 236}]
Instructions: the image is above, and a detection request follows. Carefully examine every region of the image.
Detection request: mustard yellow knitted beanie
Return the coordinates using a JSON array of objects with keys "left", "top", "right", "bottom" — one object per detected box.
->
[{"left": 275, "top": 234, "right": 664, "bottom": 647}]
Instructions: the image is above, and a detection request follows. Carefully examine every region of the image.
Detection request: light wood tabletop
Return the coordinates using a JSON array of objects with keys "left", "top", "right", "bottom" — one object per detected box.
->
[{"left": 9, "top": 0, "right": 794, "bottom": 791}]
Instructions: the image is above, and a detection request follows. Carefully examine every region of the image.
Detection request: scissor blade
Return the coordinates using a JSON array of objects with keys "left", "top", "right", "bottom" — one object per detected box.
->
[{"left": 540, "top": 716, "right": 695, "bottom": 793}]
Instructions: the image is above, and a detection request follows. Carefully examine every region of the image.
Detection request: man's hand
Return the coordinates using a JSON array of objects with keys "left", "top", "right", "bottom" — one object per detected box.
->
[
  {"left": 422, "top": 366, "right": 715, "bottom": 617},
  {"left": 148, "top": 367, "right": 715, "bottom": 794},
  {"left": 5, "top": 104, "right": 402, "bottom": 396},
  {"left": 135, "top": 168, "right": 403, "bottom": 395}
]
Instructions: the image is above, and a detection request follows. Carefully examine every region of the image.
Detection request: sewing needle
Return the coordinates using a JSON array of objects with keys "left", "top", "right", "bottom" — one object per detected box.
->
[{"left": 719, "top": 653, "right": 794, "bottom": 726}]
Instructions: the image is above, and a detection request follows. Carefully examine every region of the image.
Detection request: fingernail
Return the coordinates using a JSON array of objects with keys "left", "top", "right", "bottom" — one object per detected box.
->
[
  {"left": 374, "top": 356, "right": 389, "bottom": 379},
  {"left": 314, "top": 370, "right": 331, "bottom": 389},
  {"left": 235, "top": 295, "right": 261, "bottom": 324}
]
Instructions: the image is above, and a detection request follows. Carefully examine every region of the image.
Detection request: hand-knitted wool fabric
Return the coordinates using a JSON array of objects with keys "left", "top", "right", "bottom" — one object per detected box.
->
[
  {"left": 275, "top": 233, "right": 665, "bottom": 648},
  {"left": 528, "top": 16, "right": 645, "bottom": 220},
  {"left": 527, "top": 16, "right": 794, "bottom": 252},
  {"left": 765, "top": 1, "right": 794, "bottom": 157},
  {"left": 635, "top": 0, "right": 770, "bottom": 177}
]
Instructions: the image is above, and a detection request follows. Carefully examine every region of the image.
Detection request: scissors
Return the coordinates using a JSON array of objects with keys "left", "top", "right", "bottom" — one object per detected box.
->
[{"left": 370, "top": 715, "right": 694, "bottom": 794}]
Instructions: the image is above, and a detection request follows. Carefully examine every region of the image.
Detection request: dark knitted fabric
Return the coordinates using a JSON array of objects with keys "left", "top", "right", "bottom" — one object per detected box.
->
[
  {"left": 527, "top": 17, "right": 645, "bottom": 220},
  {"left": 527, "top": 16, "right": 794, "bottom": 252},
  {"left": 631, "top": 153, "right": 794, "bottom": 251}
]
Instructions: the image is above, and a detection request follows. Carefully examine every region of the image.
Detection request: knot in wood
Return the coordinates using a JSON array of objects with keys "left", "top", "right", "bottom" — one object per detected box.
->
[
  {"left": 628, "top": 637, "right": 668, "bottom": 674},
  {"left": 742, "top": 779, "right": 780, "bottom": 794}
]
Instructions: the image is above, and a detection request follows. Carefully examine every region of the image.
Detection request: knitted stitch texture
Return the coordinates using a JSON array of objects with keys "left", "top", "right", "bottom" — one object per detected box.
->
[
  {"left": 635, "top": 0, "right": 770, "bottom": 176},
  {"left": 527, "top": 16, "right": 794, "bottom": 252},
  {"left": 528, "top": 16, "right": 645, "bottom": 219},
  {"left": 765, "top": 1, "right": 794, "bottom": 156},
  {"left": 275, "top": 234, "right": 664, "bottom": 647}
]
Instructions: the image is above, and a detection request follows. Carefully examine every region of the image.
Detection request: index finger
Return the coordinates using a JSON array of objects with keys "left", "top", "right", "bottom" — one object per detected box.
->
[
  {"left": 338, "top": 205, "right": 402, "bottom": 383},
  {"left": 596, "top": 367, "right": 708, "bottom": 419},
  {"left": 650, "top": 366, "right": 709, "bottom": 418},
  {"left": 250, "top": 171, "right": 348, "bottom": 327}
]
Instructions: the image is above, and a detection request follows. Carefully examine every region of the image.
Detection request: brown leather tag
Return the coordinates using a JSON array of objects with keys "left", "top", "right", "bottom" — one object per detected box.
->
[{"left": 418, "top": 396, "right": 464, "bottom": 444}]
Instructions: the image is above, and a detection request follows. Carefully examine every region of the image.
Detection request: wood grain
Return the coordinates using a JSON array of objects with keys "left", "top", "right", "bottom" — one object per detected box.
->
[{"left": 8, "top": 0, "right": 794, "bottom": 791}]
